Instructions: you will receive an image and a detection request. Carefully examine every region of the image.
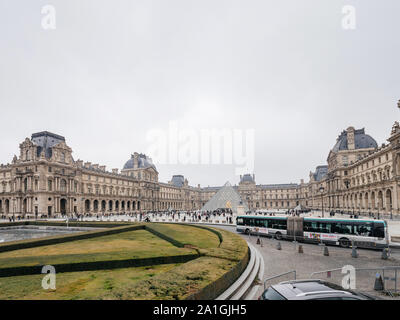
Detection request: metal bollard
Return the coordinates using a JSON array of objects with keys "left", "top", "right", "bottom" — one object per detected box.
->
[
  {"left": 351, "top": 245, "right": 358, "bottom": 258},
  {"left": 381, "top": 248, "right": 390, "bottom": 260},
  {"left": 323, "top": 245, "right": 329, "bottom": 256},
  {"left": 374, "top": 273, "right": 385, "bottom": 291},
  {"left": 276, "top": 242, "right": 282, "bottom": 250},
  {"left": 298, "top": 245, "right": 303, "bottom": 254}
]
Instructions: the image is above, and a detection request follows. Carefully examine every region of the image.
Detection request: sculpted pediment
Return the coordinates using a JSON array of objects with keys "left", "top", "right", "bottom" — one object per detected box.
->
[
  {"left": 19, "top": 138, "right": 35, "bottom": 149},
  {"left": 53, "top": 141, "right": 72, "bottom": 152}
]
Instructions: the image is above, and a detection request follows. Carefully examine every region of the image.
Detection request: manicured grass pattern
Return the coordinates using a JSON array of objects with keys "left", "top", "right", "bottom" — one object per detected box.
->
[
  {"left": 0, "top": 230, "right": 196, "bottom": 268},
  {"left": 0, "top": 223, "right": 248, "bottom": 300},
  {"left": 145, "top": 223, "right": 220, "bottom": 249},
  {"left": 0, "top": 264, "right": 181, "bottom": 300}
]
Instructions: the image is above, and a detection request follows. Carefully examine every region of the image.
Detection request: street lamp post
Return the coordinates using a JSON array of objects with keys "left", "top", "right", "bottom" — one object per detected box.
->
[{"left": 319, "top": 186, "right": 325, "bottom": 218}]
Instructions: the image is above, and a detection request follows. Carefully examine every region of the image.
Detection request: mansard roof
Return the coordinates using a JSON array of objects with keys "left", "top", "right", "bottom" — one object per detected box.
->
[
  {"left": 123, "top": 153, "right": 157, "bottom": 171},
  {"left": 312, "top": 165, "right": 328, "bottom": 182},
  {"left": 170, "top": 175, "right": 185, "bottom": 187},
  {"left": 332, "top": 128, "right": 377, "bottom": 152},
  {"left": 31, "top": 131, "right": 66, "bottom": 159}
]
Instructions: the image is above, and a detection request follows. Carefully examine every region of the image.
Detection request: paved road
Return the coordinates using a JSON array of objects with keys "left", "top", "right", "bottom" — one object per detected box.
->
[{"left": 204, "top": 224, "right": 400, "bottom": 300}]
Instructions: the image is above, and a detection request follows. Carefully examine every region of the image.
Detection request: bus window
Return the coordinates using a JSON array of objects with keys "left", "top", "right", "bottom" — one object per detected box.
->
[
  {"left": 246, "top": 218, "right": 255, "bottom": 226},
  {"left": 354, "top": 223, "right": 373, "bottom": 237},
  {"left": 319, "top": 223, "right": 331, "bottom": 234},
  {"left": 304, "top": 221, "right": 318, "bottom": 232},
  {"left": 373, "top": 223, "right": 385, "bottom": 238},
  {"left": 333, "top": 223, "right": 353, "bottom": 235},
  {"left": 256, "top": 219, "right": 267, "bottom": 228},
  {"left": 237, "top": 218, "right": 244, "bottom": 225},
  {"left": 270, "top": 219, "right": 286, "bottom": 230}
]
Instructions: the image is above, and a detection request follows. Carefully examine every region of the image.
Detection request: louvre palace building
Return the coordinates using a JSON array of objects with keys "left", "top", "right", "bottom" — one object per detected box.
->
[{"left": 0, "top": 119, "right": 399, "bottom": 218}]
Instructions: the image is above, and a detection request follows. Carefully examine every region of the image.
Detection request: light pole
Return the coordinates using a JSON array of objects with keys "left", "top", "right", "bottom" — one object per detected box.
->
[{"left": 319, "top": 186, "right": 325, "bottom": 218}]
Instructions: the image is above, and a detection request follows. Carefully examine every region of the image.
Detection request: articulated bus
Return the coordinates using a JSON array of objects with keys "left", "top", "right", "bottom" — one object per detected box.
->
[{"left": 236, "top": 215, "right": 389, "bottom": 249}]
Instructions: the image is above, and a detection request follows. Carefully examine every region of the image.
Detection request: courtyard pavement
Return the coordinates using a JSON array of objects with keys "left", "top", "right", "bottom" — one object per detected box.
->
[{"left": 210, "top": 224, "right": 400, "bottom": 300}]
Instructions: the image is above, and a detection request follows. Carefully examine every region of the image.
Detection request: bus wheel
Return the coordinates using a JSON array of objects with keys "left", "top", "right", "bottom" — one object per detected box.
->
[
  {"left": 245, "top": 229, "right": 251, "bottom": 235},
  {"left": 275, "top": 232, "right": 282, "bottom": 240},
  {"left": 339, "top": 238, "right": 350, "bottom": 248}
]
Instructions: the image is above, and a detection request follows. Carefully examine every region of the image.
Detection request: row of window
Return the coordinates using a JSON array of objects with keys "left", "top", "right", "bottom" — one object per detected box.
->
[
  {"left": 237, "top": 218, "right": 287, "bottom": 230},
  {"left": 237, "top": 218, "right": 385, "bottom": 238},
  {"left": 303, "top": 221, "right": 385, "bottom": 238}
]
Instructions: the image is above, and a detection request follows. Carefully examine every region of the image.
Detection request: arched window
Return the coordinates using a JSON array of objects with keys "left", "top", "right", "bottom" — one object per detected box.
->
[{"left": 61, "top": 152, "right": 65, "bottom": 163}]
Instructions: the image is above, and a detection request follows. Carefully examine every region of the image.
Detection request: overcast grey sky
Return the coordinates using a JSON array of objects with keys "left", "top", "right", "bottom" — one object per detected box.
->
[{"left": 0, "top": 0, "right": 399, "bottom": 187}]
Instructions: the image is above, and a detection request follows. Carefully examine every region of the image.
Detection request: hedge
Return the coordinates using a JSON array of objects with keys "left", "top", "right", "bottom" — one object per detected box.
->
[
  {"left": 184, "top": 226, "right": 249, "bottom": 300},
  {"left": 185, "top": 247, "right": 249, "bottom": 300},
  {"left": 25, "top": 221, "right": 132, "bottom": 228},
  {"left": 0, "top": 222, "right": 27, "bottom": 228},
  {"left": 144, "top": 225, "right": 185, "bottom": 248},
  {"left": 0, "top": 221, "right": 136, "bottom": 229},
  {"left": 0, "top": 253, "right": 200, "bottom": 278},
  {"left": 0, "top": 221, "right": 249, "bottom": 300}
]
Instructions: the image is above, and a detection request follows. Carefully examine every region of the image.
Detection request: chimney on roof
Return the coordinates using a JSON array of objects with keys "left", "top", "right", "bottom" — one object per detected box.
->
[
  {"left": 347, "top": 127, "right": 355, "bottom": 150},
  {"left": 84, "top": 162, "right": 91, "bottom": 168},
  {"left": 133, "top": 153, "right": 139, "bottom": 169},
  {"left": 92, "top": 164, "right": 99, "bottom": 170},
  {"left": 112, "top": 168, "right": 119, "bottom": 174},
  {"left": 99, "top": 165, "right": 106, "bottom": 172}
]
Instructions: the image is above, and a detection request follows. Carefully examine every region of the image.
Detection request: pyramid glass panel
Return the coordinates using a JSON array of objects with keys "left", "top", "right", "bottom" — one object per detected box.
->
[{"left": 201, "top": 182, "right": 249, "bottom": 213}]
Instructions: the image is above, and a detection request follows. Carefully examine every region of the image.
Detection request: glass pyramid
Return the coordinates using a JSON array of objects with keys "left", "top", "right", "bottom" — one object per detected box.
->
[{"left": 201, "top": 182, "right": 249, "bottom": 214}]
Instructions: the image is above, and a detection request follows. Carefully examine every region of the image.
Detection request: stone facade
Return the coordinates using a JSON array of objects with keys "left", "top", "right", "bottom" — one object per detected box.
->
[{"left": 1, "top": 121, "right": 400, "bottom": 218}]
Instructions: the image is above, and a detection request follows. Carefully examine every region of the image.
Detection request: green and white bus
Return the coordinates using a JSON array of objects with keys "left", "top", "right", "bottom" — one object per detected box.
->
[{"left": 236, "top": 215, "right": 389, "bottom": 249}]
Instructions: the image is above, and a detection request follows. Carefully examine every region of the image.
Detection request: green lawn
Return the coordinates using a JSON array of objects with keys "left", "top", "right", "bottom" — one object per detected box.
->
[
  {"left": 0, "top": 229, "right": 195, "bottom": 268},
  {"left": 0, "top": 223, "right": 248, "bottom": 300},
  {"left": 0, "top": 264, "right": 181, "bottom": 300},
  {"left": 103, "top": 227, "right": 249, "bottom": 300},
  {"left": 146, "top": 223, "right": 220, "bottom": 249},
  {"left": 105, "top": 256, "right": 238, "bottom": 300}
]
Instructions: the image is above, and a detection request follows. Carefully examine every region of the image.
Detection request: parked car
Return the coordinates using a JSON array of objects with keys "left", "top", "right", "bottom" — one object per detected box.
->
[{"left": 259, "top": 279, "right": 379, "bottom": 300}]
